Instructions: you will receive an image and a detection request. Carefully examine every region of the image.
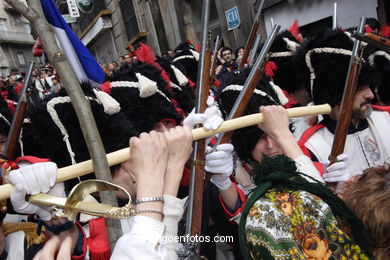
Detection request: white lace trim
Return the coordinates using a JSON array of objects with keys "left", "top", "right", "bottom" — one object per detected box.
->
[
  {"left": 269, "top": 81, "right": 289, "bottom": 105},
  {"left": 93, "top": 88, "right": 121, "bottom": 115},
  {"left": 368, "top": 50, "right": 390, "bottom": 66},
  {"left": 222, "top": 84, "right": 277, "bottom": 103},
  {"left": 173, "top": 55, "right": 196, "bottom": 62},
  {"left": 18, "top": 119, "right": 30, "bottom": 157},
  {"left": 282, "top": 37, "right": 300, "bottom": 51},
  {"left": 0, "top": 113, "right": 10, "bottom": 125},
  {"left": 170, "top": 65, "right": 188, "bottom": 86},
  {"left": 189, "top": 49, "right": 200, "bottom": 61},
  {"left": 305, "top": 47, "right": 352, "bottom": 96},
  {"left": 170, "top": 82, "right": 182, "bottom": 91},
  {"left": 270, "top": 51, "right": 293, "bottom": 58},
  {"left": 47, "top": 96, "right": 98, "bottom": 168},
  {"left": 110, "top": 81, "right": 171, "bottom": 103}
]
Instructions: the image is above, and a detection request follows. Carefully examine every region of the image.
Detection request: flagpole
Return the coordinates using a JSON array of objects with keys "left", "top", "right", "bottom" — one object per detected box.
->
[{"left": 4, "top": 0, "right": 123, "bottom": 251}]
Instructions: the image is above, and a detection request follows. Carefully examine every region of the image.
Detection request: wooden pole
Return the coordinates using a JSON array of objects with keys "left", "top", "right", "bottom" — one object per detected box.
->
[{"left": 5, "top": 0, "right": 122, "bottom": 249}]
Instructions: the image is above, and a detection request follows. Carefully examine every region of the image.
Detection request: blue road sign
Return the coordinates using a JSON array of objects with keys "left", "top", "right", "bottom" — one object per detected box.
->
[{"left": 225, "top": 7, "right": 240, "bottom": 31}]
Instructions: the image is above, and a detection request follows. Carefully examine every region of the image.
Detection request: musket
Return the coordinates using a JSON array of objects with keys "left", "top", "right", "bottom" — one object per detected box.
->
[
  {"left": 0, "top": 104, "right": 331, "bottom": 201},
  {"left": 4, "top": 61, "right": 35, "bottom": 160},
  {"left": 238, "top": 0, "right": 265, "bottom": 69},
  {"left": 332, "top": 2, "right": 338, "bottom": 29},
  {"left": 213, "top": 24, "right": 281, "bottom": 151},
  {"left": 188, "top": 36, "right": 212, "bottom": 237},
  {"left": 0, "top": 61, "right": 34, "bottom": 214},
  {"left": 329, "top": 17, "right": 366, "bottom": 164},
  {"left": 184, "top": 0, "right": 210, "bottom": 256},
  {"left": 249, "top": 34, "right": 262, "bottom": 66},
  {"left": 351, "top": 32, "right": 390, "bottom": 54},
  {"left": 209, "top": 35, "right": 221, "bottom": 86}
]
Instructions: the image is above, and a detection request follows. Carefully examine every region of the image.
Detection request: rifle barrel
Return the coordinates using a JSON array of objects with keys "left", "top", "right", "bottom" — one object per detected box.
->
[
  {"left": 329, "top": 17, "right": 366, "bottom": 163},
  {"left": 249, "top": 34, "right": 262, "bottom": 66},
  {"left": 238, "top": 0, "right": 265, "bottom": 69},
  {"left": 351, "top": 32, "right": 390, "bottom": 53},
  {"left": 332, "top": 2, "right": 337, "bottom": 29},
  {"left": 186, "top": 0, "right": 210, "bottom": 241},
  {"left": 4, "top": 61, "right": 35, "bottom": 159},
  {"left": 214, "top": 24, "right": 281, "bottom": 150}
]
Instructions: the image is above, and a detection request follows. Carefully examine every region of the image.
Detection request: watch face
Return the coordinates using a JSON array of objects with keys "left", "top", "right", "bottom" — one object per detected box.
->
[{"left": 77, "top": 0, "right": 94, "bottom": 14}]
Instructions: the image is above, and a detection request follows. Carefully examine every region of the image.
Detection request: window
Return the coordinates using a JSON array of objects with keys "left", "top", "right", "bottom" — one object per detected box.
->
[
  {"left": 120, "top": 0, "right": 139, "bottom": 41},
  {"left": 17, "top": 52, "right": 25, "bottom": 65},
  {"left": 0, "top": 19, "right": 7, "bottom": 32}
]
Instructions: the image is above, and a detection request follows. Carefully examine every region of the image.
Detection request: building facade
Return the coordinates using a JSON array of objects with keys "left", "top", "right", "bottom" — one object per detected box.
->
[
  {"left": 0, "top": 1, "right": 36, "bottom": 75},
  {"left": 3, "top": 0, "right": 385, "bottom": 71},
  {"left": 262, "top": 0, "right": 380, "bottom": 36},
  {"left": 66, "top": 0, "right": 385, "bottom": 64}
]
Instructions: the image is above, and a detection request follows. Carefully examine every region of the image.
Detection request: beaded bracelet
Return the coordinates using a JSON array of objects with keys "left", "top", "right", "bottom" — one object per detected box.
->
[
  {"left": 136, "top": 209, "right": 164, "bottom": 216},
  {"left": 135, "top": 197, "right": 164, "bottom": 204}
]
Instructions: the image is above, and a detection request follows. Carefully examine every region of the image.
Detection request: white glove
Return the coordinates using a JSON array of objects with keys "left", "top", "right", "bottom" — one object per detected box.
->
[
  {"left": 206, "top": 95, "right": 215, "bottom": 107},
  {"left": 7, "top": 162, "right": 65, "bottom": 221},
  {"left": 183, "top": 106, "right": 224, "bottom": 130},
  {"left": 323, "top": 154, "right": 352, "bottom": 183},
  {"left": 205, "top": 144, "right": 234, "bottom": 190}
]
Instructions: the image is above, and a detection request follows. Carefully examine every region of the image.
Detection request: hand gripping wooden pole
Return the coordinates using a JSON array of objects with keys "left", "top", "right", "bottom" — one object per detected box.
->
[{"left": 0, "top": 104, "right": 331, "bottom": 201}]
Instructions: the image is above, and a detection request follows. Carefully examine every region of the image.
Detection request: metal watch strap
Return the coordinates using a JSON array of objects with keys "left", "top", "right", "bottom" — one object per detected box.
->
[{"left": 135, "top": 197, "right": 164, "bottom": 204}]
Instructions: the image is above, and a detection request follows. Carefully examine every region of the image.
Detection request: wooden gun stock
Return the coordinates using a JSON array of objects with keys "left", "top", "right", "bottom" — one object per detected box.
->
[
  {"left": 238, "top": 0, "right": 264, "bottom": 69},
  {"left": 352, "top": 32, "right": 390, "bottom": 53},
  {"left": 214, "top": 25, "right": 280, "bottom": 149},
  {"left": 239, "top": 22, "right": 260, "bottom": 69},
  {"left": 329, "top": 59, "right": 362, "bottom": 162},
  {"left": 219, "top": 67, "right": 265, "bottom": 144},
  {"left": 191, "top": 49, "right": 211, "bottom": 237},
  {"left": 209, "top": 36, "right": 220, "bottom": 86},
  {"left": 329, "top": 18, "right": 366, "bottom": 165},
  {"left": 4, "top": 61, "right": 35, "bottom": 160}
]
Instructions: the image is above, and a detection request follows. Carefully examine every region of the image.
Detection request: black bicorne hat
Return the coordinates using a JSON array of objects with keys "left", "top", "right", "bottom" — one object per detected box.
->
[
  {"left": 156, "top": 56, "right": 195, "bottom": 114},
  {"left": 295, "top": 29, "right": 378, "bottom": 107},
  {"left": 368, "top": 50, "right": 390, "bottom": 104},
  {"left": 22, "top": 82, "right": 139, "bottom": 192},
  {"left": 173, "top": 42, "right": 199, "bottom": 84},
  {"left": 217, "top": 68, "right": 287, "bottom": 162},
  {"left": 267, "top": 30, "right": 303, "bottom": 94},
  {"left": 108, "top": 62, "right": 183, "bottom": 133}
]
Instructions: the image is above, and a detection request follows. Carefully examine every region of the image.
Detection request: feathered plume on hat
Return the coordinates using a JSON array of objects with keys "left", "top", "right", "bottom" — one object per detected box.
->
[
  {"left": 107, "top": 61, "right": 183, "bottom": 133},
  {"left": 173, "top": 41, "right": 199, "bottom": 84},
  {"left": 21, "top": 83, "right": 139, "bottom": 192},
  {"left": 217, "top": 68, "right": 289, "bottom": 162}
]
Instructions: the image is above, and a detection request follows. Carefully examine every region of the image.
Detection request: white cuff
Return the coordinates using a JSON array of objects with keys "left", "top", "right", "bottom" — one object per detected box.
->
[
  {"left": 294, "top": 155, "right": 324, "bottom": 183},
  {"left": 210, "top": 175, "right": 232, "bottom": 190},
  {"left": 130, "top": 215, "right": 165, "bottom": 247}
]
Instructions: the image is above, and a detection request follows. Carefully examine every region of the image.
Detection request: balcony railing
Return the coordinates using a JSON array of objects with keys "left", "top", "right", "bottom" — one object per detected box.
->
[{"left": 0, "top": 30, "right": 35, "bottom": 44}]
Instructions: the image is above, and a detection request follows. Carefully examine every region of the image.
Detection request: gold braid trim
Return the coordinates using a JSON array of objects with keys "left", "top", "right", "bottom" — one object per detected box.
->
[{"left": 3, "top": 222, "right": 46, "bottom": 248}]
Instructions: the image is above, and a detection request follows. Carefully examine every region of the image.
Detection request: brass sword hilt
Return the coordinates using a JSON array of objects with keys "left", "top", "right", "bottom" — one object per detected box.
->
[{"left": 29, "top": 179, "right": 135, "bottom": 221}]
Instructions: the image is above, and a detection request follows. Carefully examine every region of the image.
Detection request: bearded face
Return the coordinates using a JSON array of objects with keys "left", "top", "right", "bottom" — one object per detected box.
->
[{"left": 351, "top": 85, "right": 374, "bottom": 120}]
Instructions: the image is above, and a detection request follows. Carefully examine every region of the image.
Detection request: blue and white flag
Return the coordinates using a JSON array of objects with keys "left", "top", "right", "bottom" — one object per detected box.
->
[{"left": 41, "top": 0, "right": 105, "bottom": 83}]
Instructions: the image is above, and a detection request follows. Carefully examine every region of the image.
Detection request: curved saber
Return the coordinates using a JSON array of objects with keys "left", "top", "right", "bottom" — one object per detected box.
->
[{"left": 0, "top": 104, "right": 331, "bottom": 201}]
